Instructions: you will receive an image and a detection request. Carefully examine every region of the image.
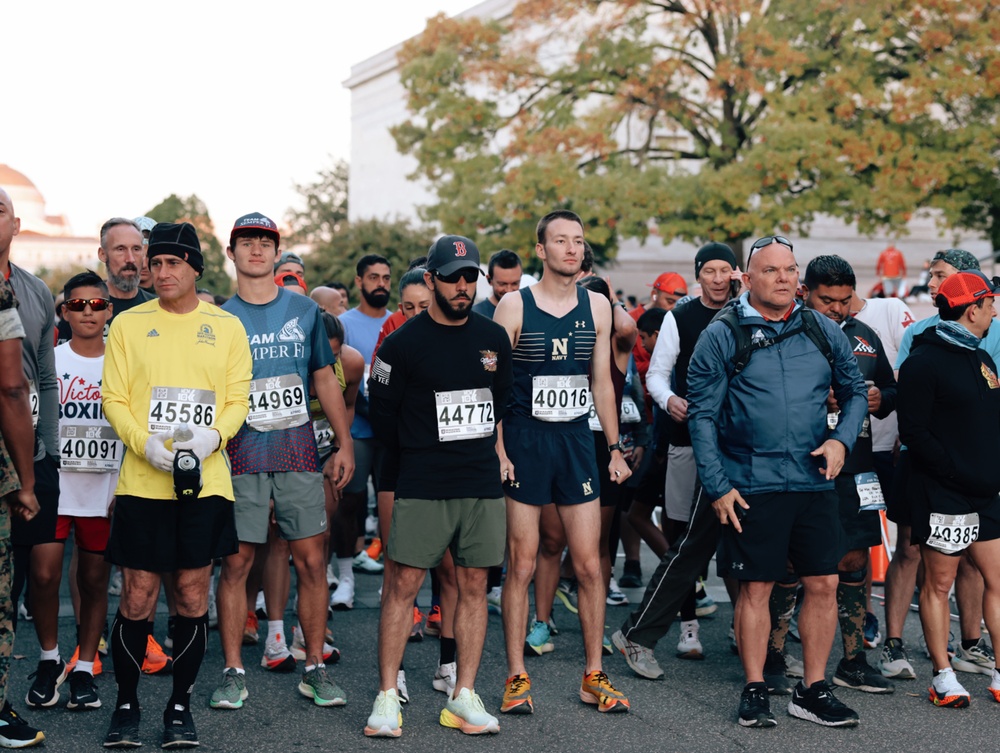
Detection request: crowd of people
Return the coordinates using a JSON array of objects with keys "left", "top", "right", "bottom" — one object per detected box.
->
[{"left": 0, "top": 183, "right": 998, "bottom": 748}]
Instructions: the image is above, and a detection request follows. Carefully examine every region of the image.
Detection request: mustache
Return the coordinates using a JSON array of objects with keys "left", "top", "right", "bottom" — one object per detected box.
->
[{"left": 120, "top": 264, "right": 139, "bottom": 272}]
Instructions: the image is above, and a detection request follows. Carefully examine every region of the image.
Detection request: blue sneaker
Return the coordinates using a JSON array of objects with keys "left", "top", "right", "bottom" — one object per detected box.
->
[
  {"left": 525, "top": 620, "right": 553, "bottom": 656},
  {"left": 863, "top": 612, "right": 881, "bottom": 649}
]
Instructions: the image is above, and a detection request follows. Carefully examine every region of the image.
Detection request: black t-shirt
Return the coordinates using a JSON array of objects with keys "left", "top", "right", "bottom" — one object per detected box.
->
[
  {"left": 670, "top": 298, "right": 722, "bottom": 446},
  {"left": 56, "top": 287, "right": 156, "bottom": 344},
  {"left": 368, "top": 311, "right": 513, "bottom": 500}
]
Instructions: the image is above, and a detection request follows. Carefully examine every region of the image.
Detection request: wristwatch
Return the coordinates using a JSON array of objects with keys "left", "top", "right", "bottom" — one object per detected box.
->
[{"left": 608, "top": 442, "right": 623, "bottom": 454}]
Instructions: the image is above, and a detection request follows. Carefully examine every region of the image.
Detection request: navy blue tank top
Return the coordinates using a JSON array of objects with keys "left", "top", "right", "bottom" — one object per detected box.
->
[{"left": 509, "top": 286, "right": 596, "bottom": 425}]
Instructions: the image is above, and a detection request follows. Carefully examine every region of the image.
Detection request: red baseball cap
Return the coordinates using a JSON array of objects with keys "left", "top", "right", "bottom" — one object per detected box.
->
[
  {"left": 275, "top": 271, "right": 308, "bottom": 293},
  {"left": 649, "top": 272, "right": 687, "bottom": 296},
  {"left": 937, "top": 270, "right": 998, "bottom": 308}
]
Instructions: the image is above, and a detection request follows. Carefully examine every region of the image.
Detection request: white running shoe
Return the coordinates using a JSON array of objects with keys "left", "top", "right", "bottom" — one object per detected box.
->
[
  {"left": 397, "top": 670, "right": 409, "bottom": 704},
  {"left": 676, "top": 620, "right": 703, "bottom": 660},
  {"left": 433, "top": 662, "right": 457, "bottom": 696},
  {"left": 330, "top": 580, "right": 354, "bottom": 610}
]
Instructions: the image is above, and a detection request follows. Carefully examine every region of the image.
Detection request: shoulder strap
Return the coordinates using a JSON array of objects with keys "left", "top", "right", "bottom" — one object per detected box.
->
[{"left": 715, "top": 305, "right": 833, "bottom": 379}]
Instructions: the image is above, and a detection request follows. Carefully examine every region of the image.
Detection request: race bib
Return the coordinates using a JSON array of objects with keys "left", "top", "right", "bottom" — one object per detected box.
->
[
  {"left": 313, "top": 418, "right": 335, "bottom": 454},
  {"left": 587, "top": 393, "right": 643, "bottom": 432},
  {"left": 855, "top": 471, "right": 885, "bottom": 511},
  {"left": 148, "top": 387, "right": 216, "bottom": 433},
  {"left": 926, "top": 512, "right": 980, "bottom": 554},
  {"left": 246, "top": 374, "right": 308, "bottom": 432},
  {"left": 60, "top": 424, "right": 122, "bottom": 472},
  {"left": 531, "top": 375, "right": 589, "bottom": 422},
  {"left": 436, "top": 388, "right": 495, "bottom": 442},
  {"left": 28, "top": 380, "right": 39, "bottom": 429}
]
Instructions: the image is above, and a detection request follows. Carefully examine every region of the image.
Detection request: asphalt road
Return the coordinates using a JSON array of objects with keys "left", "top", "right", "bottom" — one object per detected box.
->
[{"left": 8, "top": 546, "right": 997, "bottom": 752}]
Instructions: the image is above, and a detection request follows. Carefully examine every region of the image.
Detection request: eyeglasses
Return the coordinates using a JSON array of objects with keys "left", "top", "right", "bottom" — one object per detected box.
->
[
  {"left": 434, "top": 268, "right": 480, "bottom": 284},
  {"left": 747, "top": 235, "right": 793, "bottom": 265},
  {"left": 63, "top": 298, "right": 111, "bottom": 312}
]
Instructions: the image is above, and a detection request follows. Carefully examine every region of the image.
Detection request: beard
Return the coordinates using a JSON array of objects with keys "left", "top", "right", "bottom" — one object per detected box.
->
[
  {"left": 109, "top": 265, "right": 140, "bottom": 294},
  {"left": 434, "top": 285, "right": 474, "bottom": 321},
  {"left": 361, "top": 286, "right": 390, "bottom": 308}
]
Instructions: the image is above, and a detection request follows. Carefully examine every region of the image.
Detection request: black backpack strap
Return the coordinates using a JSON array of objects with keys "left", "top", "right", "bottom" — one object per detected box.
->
[
  {"left": 798, "top": 308, "right": 835, "bottom": 366},
  {"left": 713, "top": 304, "right": 833, "bottom": 379}
]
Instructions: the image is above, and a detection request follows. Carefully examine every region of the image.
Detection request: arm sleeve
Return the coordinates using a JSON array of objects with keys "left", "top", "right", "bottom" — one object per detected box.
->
[
  {"left": 102, "top": 319, "right": 152, "bottom": 457},
  {"left": 216, "top": 325, "right": 252, "bottom": 445},
  {"left": 686, "top": 325, "right": 734, "bottom": 500},
  {"left": 828, "top": 325, "right": 868, "bottom": 452},
  {"left": 645, "top": 312, "right": 679, "bottom": 411},
  {"left": 898, "top": 359, "right": 957, "bottom": 480},
  {"left": 367, "top": 337, "right": 403, "bottom": 454}
]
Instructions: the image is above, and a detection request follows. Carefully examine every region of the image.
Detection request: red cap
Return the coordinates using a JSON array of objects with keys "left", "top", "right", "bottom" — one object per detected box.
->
[
  {"left": 275, "top": 271, "right": 308, "bottom": 293},
  {"left": 649, "top": 272, "right": 687, "bottom": 296},
  {"left": 937, "top": 270, "right": 997, "bottom": 308}
]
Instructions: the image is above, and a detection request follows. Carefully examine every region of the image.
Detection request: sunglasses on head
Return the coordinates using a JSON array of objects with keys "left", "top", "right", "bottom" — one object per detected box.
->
[
  {"left": 63, "top": 298, "right": 111, "bottom": 312},
  {"left": 434, "top": 268, "right": 479, "bottom": 284},
  {"left": 747, "top": 235, "right": 793, "bottom": 265}
]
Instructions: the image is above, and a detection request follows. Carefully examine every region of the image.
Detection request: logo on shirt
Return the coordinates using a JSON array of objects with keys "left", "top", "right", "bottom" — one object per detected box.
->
[
  {"left": 751, "top": 329, "right": 766, "bottom": 344},
  {"left": 981, "top": 363, "right": 999, "bottom": 389},
  {"left": 480, "top": 350, "right": 498, "bottom": 372},
  {"left": 372, "top": 357, "right": 392, "bottom": 386},
  {"left": 852, "top": 336, "right": 877, "bottom": 357},
  {"left": 196, "top": 324, "right": 216, "bottom": 346},
  {"left": 551, "top": 338, "right": 568, "bottom": 360},
  {"left": 575, "top": 320, "right": 586, "bottom": 328},
  {"left": 902, "top": 311, "right": 916, "bottom": 329},
  {"left": 147, "top": 329, "right": 160, "bottom": 337},
  {"left": 277, "top": 317, "right": 306, "bottom": 343}
]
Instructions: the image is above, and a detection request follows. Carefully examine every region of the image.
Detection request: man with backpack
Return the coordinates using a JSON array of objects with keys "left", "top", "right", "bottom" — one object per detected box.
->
[{"left": 687, "top": 237, "right": 868, "bottom": 728}]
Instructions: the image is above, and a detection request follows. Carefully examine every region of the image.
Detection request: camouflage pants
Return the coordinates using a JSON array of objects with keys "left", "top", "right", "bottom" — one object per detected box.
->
[{"left": 0, "top": 501, "right": 11, "bottom": 708}]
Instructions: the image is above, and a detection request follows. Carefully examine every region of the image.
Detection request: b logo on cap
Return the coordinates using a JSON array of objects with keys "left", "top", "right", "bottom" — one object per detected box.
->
[{"left": 453, "top": 241, "right": 467, "bottom": 257}]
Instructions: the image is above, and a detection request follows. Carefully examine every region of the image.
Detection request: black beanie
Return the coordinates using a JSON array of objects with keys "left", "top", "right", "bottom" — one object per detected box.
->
[
  {"left": 694, "top": 242, "right": 737, "bottom": 278},
  {"left": 147, "top": 222, "right": 205, "bottom": 274}
]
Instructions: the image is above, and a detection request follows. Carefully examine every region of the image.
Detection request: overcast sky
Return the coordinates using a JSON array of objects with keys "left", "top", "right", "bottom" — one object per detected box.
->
[{"left": 6, "top": 0, "right": 472, "bottom": 238}]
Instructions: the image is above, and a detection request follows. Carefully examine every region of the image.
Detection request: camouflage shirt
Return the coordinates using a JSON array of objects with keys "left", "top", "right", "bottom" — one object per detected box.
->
[{"left": 0, "top": 278, "right": 24, "bottom": 498}]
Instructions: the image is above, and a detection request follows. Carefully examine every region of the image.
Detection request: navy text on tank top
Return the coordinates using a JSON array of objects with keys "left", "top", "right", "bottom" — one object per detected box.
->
[{"left": 509, "top": 286, "right": 596, "bottom": 425}]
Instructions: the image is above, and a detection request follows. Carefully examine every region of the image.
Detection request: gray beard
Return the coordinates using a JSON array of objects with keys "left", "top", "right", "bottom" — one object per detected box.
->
[{"left": 109, "top": 270, "right": 139, "bottom": 294}]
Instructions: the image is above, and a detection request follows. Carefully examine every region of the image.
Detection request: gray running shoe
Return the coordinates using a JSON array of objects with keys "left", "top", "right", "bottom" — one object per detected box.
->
[
  {"left": 878, "top": 638, "right": 915, "bottom": 680},
  {"left": 209, "top": 669, "right": 248, "bottom": 710},
  {"left": 298, "top": 666, "right": 346, "bottom": 707},
  {"left": 833, "top": 654, "right": 895, "bottom": 693},
  {"left": 612, "top": 630, "right": 663, "bottom": 680},
  {"left": 951, "top": 638, "right": 995, "bottom": 676}
]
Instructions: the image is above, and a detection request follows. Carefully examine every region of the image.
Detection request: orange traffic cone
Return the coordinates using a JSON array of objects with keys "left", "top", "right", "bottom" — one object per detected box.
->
[{"left": 869, "top": 510, "right": 892, "bottom": 585}]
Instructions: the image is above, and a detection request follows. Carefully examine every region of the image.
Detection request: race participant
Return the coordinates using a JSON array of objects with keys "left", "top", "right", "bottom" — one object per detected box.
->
[
  {"left": 365, "top": 235, "right": 512, "bottom": 737},
  {"left": 472, "top": 249, "right": 521, "bottom": 319},
  {"left": 686, "top": 236, "right": 868, "bottom": 728},
  {"left": 101, "top": 222, "right": 252, "bottom": 748},
  {"left": 494, "top": 209, "right": 631, "bottom": 715},
  {"left": 897, "top": 270, "right": 1000, "bottom": 707},
  {"left": 274, "top": 252, "right": 306, "bottom": 280},
  {"left": 213, "top": 213, "right": 354, "bottom": 710},
  {"left": 133, "top": 216, "right": 156, "bottom": 292},
  {"left": 0, "top": 270, "right": 44, "bottom": 747},
  {"left": 330, "top": 256, "right": 393, "bottom": 610},
  {"left": 310, "top": 286, "right": 346, "bottom": 317},
  {"left": 614, "top": 242, "right": 739, "bottom": 670},
  {"left": 275, "top": 271, "right": 307, "bottom": 296}
]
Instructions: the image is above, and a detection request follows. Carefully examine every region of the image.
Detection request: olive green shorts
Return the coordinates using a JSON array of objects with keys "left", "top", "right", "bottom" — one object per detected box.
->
[
  {"left": 387, "top": 497, "right": 506, "bottom": 569},
  {"left": 231, "top": 471, "right": 326, "bottom": 544}
]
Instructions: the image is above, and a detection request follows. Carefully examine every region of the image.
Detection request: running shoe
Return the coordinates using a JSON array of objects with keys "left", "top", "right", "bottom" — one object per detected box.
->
[
  {"left": 787, "top": 680, "right": 859, "bottom": 726},
  {"left": 618, "top": 561, "right": 642, "bottom": 589},
  {"left": 107, "top": 570, "right": 123, "bottom": 597},
  {"left": 863, "top": 611, "right": 881, "bottom": 649},
  {"left": 66, "top": 645, "right": 103, "bottom": 676},
  {"left": 242, "top": 612, "right": 259, "bottom": 646},
  {"left": 988, "top": 668, "right": 1000, "bottom": 703},
  {"left": 329, "top": 580, "right": 354, "bottom": 611},
  {"left": 833, "top": 653, "right": 895, "bottom": 694},
  {"left": 142, "top": 635, "right": 172, "bottom": 675},
  {"left": 555, "top": 579, "right": 579, "bottom": 613},
  {"left": 580, "top": 670, "right": 630, "bottom": 713},
  {"left": 409, "top": 607, "right": 425, "bottom": 643},
  {"left": 209, "top": 669, "right": 248, "bottom": 710},
  {"left": 738, "top": 682, "right": 776, "bottom": 728},
  {"left": 929, "top": 668, "right": 970, "bottom": 708},
  {"left": 103, "top": 705, "right": 141, "bottom": 748},
  {"left": 364, "top": 689, "right": 402, "bottom": 738},
  {"left": 486, "top": 586, "right": 502, "bottom": 616},
  {"left": 24, "top": 658, "right": 68, "bottom": 708},
  {"left": 525, "top": 619, "right": 554, "bottom": 656},
  {"left": 0, "top": 701, "right": 43, "bottom": 748},
  {"left": 500, "top": 673, "right": 533, "bottom": 714},
  {"left": 440, "top": 688, "right": 499, "bottom": 734},
  {"left": 298, "top": 665, "right": 347, "bottom": 707},
  {"left": 365, "top": 514, "right": 379, "bottom": 537},
  {"left": 290, "top": 626, "right": 340, "bottom": 664},
  {"left": 161, "top": 704, "right": 198, "bottom": 749},
  {"left": 365, "top": 538, "right": 383, "bottom": 562},
  {"left": 325, "top": 564, "right": 339, "bottom": 590},
  {"left": 261, "top": 638, "right": 296, "bottom": 673},
  {"left": 951, "top": 638, "right": 995, "bottom": 676},
  {"left": 676, "top": 622, "right": 703, "bottom": 660},
  {"left": 695, "top": 593, "right": 718, "bottom": 618},
  {"left": 17, "top": 601, "right": 31, "bottom": 623},
  {"left": 207, "top": 594, "right": 218, "bottom": 630},
  {"left": 352, "top": 550, "right": 384, "bottom": 574},
  {"left": 546, "top": 616, "right": 559, "bottom": 636},
  {"left": 606, "top": 578, "right": 629, "bottom": 607},
  {"left": 878, "top": 638, "right": 916, "bottom": 680},
  {"left": 425, "top": 605, "right": 442, "bottom": 637},
  {"left": 66, "top": 670, "right": 102, "bottom": 710},
  {"left": 602, "top": 634, "right": 613, "bottom": 656},
  {"left": 784, "top": 653, "right": 804, "bottom": 678},
  {"left": 98, "top": 632, "right": 109, "bottom": 657},
  {"left": 254, "top": 590, "right": 266, "bottom": 621},
  {"left": 612, "top": 630, "right": 663, "bottom": 680},
  {"left": 433, "top": 662, "right": 456, "bottom": 696},
  {"left": 763, "top": 650, "right": 792, "bottom": 695},
  {"left": 728, "top": 625, "right": 739, "bottom": 655},
  {"left": 396, "top": 670, "right": 409, "bottom": 704}
]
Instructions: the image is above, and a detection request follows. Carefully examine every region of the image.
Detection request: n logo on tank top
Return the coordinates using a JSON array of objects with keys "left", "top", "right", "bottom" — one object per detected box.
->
[{"left": 552, "top": 338, "right": 568, "bottom": 359}]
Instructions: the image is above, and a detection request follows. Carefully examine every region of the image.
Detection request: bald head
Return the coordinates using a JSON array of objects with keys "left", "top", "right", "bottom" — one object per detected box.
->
[
  {"left": 310, "top": 286, "right": 346, "bottom": 316},
  {"left": 0, "top": 187, "right": 21, "bottom": 260},
  {"left": 744, "top": 242, "right": 798, "bottom": 317}
]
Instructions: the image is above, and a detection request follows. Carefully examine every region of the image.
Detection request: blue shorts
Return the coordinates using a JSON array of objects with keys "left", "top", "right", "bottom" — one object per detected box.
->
[{"left": 503, "top": 418, "right": 599, "bottom": 506}]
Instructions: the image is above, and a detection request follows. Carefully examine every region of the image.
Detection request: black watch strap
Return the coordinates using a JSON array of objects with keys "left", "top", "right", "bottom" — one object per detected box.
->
[{"left": 608, "top": 442, "right": 623, "bottom": 453}]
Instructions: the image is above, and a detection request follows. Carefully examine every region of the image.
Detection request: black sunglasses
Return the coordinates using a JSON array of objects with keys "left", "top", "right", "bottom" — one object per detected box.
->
[
  {"left": 747, "top": 235, "right": 793, "bottom": 265},
  {"left": 434, "top": 268, "right": 479, "bottom": 284},
  {"left": 63, "top": 298, "right": 111, "bottom": 312}
]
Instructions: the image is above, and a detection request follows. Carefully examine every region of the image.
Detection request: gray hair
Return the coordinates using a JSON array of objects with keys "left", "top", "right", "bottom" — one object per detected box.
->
[{"left": 100, "top": 217, "right": 142, "bottom": 248}]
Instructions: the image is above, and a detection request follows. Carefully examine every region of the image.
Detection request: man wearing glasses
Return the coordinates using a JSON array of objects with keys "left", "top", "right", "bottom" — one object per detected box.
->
[{"left": 686, "top": 236, "right": 868, "bottom": 728}]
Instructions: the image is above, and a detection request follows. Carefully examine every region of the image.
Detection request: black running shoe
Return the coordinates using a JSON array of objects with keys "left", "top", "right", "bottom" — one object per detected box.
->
[
  {"left": 0, "top": 701, "right": 44, "bottom": 748},
  {"left": 24, "top": 658, "right": 68, "bottom": 708},
  {"left": 162, "top": 705, "right": 199, "bottom": 749},
  {"left": 67, "top": 671, "right": 102, "bottom": 710},
  {"left": 763, "top": 650, "right": 793, "bottom": 695},
  {"left": 738, "top": 682, "right": 777, "bottom": 728},
  {"left": 788, "top": 680, "right": 860, "bottom": 726},
  {"left": 104, "top": 706, "right": 142, "bottom": 748},
  {"left": 833, "top": 654, "right": 895, "bottom": 694}
]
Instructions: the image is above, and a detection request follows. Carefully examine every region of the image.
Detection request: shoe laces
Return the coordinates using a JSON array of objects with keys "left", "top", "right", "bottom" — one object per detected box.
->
[{"left": 507, "top": 675, "right": 529, "bottom": 695}]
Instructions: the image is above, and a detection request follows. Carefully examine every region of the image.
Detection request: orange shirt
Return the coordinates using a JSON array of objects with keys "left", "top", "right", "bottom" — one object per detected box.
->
[{"left": 876, "top": 246, "right": 906, "bottom": 278}]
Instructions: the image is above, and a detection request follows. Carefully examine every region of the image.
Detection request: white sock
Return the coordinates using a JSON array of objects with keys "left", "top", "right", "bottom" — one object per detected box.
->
[
  {"left": 76, "top": 660, "right": 95, "bottom": 676},
  {"left": 40, "top": 647, "right": 60, "bottom": 663},
  {"left": 338, "top": 558, "right": 355, "bottom": 587},
  {"left": 267, "top": 620, "right": 285, "bottom": 645},
  {"left": 226, "top": 667, "right": 246, "bottom": 676}
]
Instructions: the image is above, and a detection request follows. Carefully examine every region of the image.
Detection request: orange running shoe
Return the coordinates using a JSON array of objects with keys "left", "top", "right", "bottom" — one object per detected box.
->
[
  {"left": 142, "top": 635, "right": 173, "bottom": 675},
  {"left": 500, "top": 673, "right": 533, "bottom": 714},
  {"left": 243, "top": 611, "right": 259, "bottom": 646},
  {"left": 66, "top": 646, "right": 103, "bottom": 676},
  {"left": 409, "top": 607, "right": 424, "bottom": 643},
  {"left": 580, "top": 670, "right": 630, "bottom": 712},
  {"left": 365, "top": 538, "right": 383, "bottom": 562},
  {"left": 425, "top": 605, "right": 442, "bottom": 637}
]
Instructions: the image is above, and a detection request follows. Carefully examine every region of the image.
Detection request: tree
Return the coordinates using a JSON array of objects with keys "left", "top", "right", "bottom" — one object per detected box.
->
[
  {"left": 393, "top": 0, "right": 995, "bottom": 265},
  {"left": 146, "top": 194, "right": 232, "bottom": 296},
  {"left": 285, "top": 159, "right": 350, "bottom": 248}
]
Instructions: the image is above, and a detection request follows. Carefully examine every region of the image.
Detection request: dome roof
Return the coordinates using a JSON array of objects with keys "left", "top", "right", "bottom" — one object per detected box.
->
[
  {"left": 0, "top": 164, "right": 71, "bottom": 236},
  {"left": 0, "top": 164, "right": 37, "bottom": 189}
]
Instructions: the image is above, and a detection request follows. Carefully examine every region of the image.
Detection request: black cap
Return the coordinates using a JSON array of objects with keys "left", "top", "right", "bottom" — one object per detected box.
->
[
  {"left": 427, "top": 235, "right": 481, "bottom": 276},
  {"left": 694, "top": 242, "right": 738, "bottom": 278},
  {"left": 147, "top": 222, "right": 204, "bottom": 274}
]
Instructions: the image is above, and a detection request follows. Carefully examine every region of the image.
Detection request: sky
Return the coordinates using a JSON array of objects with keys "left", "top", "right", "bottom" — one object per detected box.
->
[{"left": 6, "top": 0, "right": 473, "bottom": 240}]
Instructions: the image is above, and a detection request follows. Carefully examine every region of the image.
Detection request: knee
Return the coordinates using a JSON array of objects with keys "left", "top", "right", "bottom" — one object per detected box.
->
[
  {"left": 802, "top": 575, "right": 838, "bottom": 600},
  {"left": 538, "top": 534, "right": 564, "bottom": 558},
  {"left": 221, "top": 553, "right": 254, "bottom": 583},
  {"left": 572, "top": 554, "right": 602, "bottom": 585},
  {"left": 505, "top": 554, "right": 535, "bottom": 584}
]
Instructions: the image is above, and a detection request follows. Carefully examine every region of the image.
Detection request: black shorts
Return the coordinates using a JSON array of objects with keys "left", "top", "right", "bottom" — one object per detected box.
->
[
  {"left": 629, "top": 445, "right": 666, "bottom": 507},
  {"left": 907, "top": 469, "right": 1000, "bottom": 553},
  {"left": 835, "top": 475, "right": 882, "bottom": 552},
  {"left": 12, "top": 454, "right": 59, "bottom": 547},
  {"left": 106, "top": 495, "right": 238, "bottom": 572},
  {"left": 886, "top": 450, "right": 911, "bottom": 526},
  {"left": 592, "top": 433, "right": 629, "bottom": 509},
  {"left": 718, "top": 490, "right": 844, "bottom": 581},
  {"left": 503, "top": 419, "right": 599, "bottom": 506}
]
